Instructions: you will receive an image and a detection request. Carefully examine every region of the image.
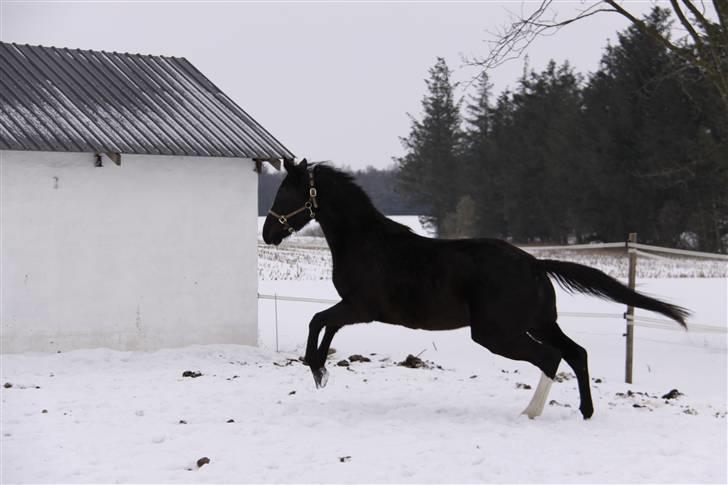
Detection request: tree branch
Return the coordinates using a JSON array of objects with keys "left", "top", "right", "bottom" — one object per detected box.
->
[
  {"left": 670, "top": 0, "right": 705, "bottom": 47},
  {"left": 470, "top": 1, "right": 618, "bottom": 71},
  {"left": 474, "top": 0, "right": 728, "bottom": 110},
  {"left": 680, "top": 0, "right": 715, "bottom": 31},
  {"left": 602, "top": 0, "right": 706, "bottom": 71},
  {"left": 713, "top": 0, "right": 728, "bottom": 29}
]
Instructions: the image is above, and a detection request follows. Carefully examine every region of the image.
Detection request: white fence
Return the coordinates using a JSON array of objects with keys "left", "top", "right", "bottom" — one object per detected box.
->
[
  {"left": 259, "top": 237, "right": 727, "bottom": 382},
  {"left": 258, "top": 293, "right": 726, "bottom": 335}
]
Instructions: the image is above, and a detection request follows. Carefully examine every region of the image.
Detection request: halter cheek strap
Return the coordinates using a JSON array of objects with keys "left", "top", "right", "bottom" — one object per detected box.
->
[{"left": 268, "top": 170, "right": 318, "bottom": 234}]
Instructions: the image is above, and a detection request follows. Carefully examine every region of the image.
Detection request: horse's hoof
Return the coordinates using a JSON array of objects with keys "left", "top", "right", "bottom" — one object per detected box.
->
[
  {"left": 521, "top": 409, "right": 539, "bottom": 420},
  {"left": 312, "top": 367, "right": 329, "bottom": 389}
]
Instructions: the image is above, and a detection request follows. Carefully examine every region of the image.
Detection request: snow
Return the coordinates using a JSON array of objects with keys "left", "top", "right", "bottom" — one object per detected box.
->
[{"left": 2, "top": 230, "right": 726, "bottom": 483}]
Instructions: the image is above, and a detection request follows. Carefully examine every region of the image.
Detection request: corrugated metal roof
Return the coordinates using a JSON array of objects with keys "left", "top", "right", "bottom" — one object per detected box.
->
[{"left": 0, "top": 42, "right": 294, "bottom": 163}]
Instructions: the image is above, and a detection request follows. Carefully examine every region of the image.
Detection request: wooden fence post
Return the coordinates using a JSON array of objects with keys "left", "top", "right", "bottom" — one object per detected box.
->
[
  {"left": 274, "top": 293, "right": 279, "bottom": 353},
  {"left": 625, "top": 232, "right": 637, "bottom": 384}
]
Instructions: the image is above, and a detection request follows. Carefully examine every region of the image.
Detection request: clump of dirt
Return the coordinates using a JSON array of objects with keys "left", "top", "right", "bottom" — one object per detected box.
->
[
  {"left": 399, "top": 354, "right": 425, "bottom": 368},
  {"left": 662, "top": 389, "right": 683, "bottom": 400},
  {"left": 339, "top": 456, "right": 351, "bottom": 463},
  {"left": 336, "top": 360, "right": 350, "bottom": 367},
  {"left": 2, "top": 382, "right": 40, "bottom": 390},
  {"left": 398, "top": 354, "right": 441, "bottom": 369},
  {"left": 196, "top": 457, "right": 210, "bottom": 468},
  {"left": 548, "top": 400, "right": 572, "bottom": 408},
  {"left": 616, "top": 390, "right": 658, "bottom": 399},
  {"left": 554, "top": 371, "right": 575, "bottom": 383},
  {"left": 182, "top": 371, "right": 202, "bottom": 378},
  {"left": 348, "top": 354, "right": 371, "bottom": 363},
  {"left": 515, "top": 382, "right": 532, "bottom": 390}
]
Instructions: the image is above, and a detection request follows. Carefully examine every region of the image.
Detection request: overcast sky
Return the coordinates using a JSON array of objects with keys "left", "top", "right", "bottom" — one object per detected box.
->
[{"left": 1, "top": 1, "right": 657, "bottom": 170}]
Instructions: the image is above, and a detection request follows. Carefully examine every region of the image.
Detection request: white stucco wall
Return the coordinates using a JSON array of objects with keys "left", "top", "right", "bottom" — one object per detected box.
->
[{"left": 1, "top": 150, "right": 258, "bottom": 352}]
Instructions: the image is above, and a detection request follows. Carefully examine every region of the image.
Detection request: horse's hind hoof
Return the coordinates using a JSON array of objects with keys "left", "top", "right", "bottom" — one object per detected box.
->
[
  {"left": 581, "top": 405, "right": 594, "bottom": 420},
  {"left": 312, "top": 367, "right": 329, "bottom": 389}
]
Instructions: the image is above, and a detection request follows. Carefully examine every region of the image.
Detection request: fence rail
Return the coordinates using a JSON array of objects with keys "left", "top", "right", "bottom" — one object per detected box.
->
[
  {"left": 521, "top": 242, "right": 627, "bottom": 251},
  {"left": 257, "top": 293, "right": 726, "bottom": 334},
  {"left": 260, "top": 237, "right": 727, "bottom": 381},
  {"left": 522, "top": 241, "right": 728, "bottom": 260},
  {"left": 630, "top": 242, "right": 728, "bottom": 260}
]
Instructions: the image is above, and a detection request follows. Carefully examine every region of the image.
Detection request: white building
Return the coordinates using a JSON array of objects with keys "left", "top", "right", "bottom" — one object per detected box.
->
[{"left": 0, "top": 42, "right": 293, "bottom": 352}]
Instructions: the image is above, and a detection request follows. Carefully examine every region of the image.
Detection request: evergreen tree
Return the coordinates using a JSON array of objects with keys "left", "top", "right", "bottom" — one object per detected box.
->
[
  {"left": 481, "top": 61, "right": 586, "bottom": 243},
  {"left": 461, "top": 72, "right": 506, "bottom": 237},
  {"left": 393, "top": 6, "right": 726, "bottom": 250},
  {"left": 396, "top": 57, "right": 463, "bottom": 235},
  {"left": 583, "top": 7, "right": 727, "bottom": 249}
]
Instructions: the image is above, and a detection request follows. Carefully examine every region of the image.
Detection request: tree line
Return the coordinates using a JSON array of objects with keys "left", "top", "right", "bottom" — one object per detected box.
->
[{"left": 396, "top": 7, "right": 727, "bottom": 251}]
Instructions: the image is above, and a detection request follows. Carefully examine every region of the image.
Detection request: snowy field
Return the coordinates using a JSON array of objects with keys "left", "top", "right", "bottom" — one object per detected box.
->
[{"left": 2, "top": 218, "right": 727, "bottom": 483}]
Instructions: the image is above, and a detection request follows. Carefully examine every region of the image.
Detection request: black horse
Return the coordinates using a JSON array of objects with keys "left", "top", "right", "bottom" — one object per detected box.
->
[{"left": 262, "top": 159, "right": 689, "bottom": 419}]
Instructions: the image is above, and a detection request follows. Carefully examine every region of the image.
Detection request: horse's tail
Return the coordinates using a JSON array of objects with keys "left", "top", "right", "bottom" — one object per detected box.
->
[{"left": 538, "top": 259, "right": 689, "bottom": 328}]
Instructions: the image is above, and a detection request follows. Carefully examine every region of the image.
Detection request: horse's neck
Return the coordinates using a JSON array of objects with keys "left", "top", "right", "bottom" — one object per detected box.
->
[
  {"left": 315, "top": 175, "right": 383, "bottom": 254},
  {"left": 317, "top": 207, "right": 378, "bottom": 253}
]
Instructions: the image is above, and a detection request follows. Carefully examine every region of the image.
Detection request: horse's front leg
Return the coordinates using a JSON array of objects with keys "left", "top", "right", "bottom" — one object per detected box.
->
[
  {"left": 304, "top": 301, "right": 361, "bottom": 388},
  {"left": 306, "top": 325, "right": 341, "bottom": 388}
]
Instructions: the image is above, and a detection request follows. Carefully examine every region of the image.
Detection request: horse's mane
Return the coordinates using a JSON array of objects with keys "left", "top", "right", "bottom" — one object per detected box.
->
[{"left": 312, "top": 163, "right": 413, "bottom": 235}]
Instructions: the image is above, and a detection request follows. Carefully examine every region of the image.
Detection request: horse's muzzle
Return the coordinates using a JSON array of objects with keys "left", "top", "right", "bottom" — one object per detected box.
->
[{"left": 262, "top": 217, "right": 284, "bottom": 245}]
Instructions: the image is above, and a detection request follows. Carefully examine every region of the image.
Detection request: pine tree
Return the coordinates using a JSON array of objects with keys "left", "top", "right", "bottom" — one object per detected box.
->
[
  {"left": 396, "top": 57, "right": 463, "bottom": 235},
  {"left": 461, "top": 72, "right": 506, "bottom": 237},
  {"left": 583, "top": 6, "right": 727, "bottom": 250},
  {"left": 480, "top": 61, "right": 586, "bottom": 243}
]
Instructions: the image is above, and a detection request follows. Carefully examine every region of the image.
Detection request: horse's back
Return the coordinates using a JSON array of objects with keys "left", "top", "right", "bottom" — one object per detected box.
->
[{"left": 338, "top": 233, "right": 553, "bottom": 331}]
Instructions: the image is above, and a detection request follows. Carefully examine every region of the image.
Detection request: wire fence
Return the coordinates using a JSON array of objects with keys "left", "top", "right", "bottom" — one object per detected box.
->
[
  {"left": 259, "top": 237, "right": 726, "bottom": 332},
  {"left": 519, "top": 241, "right": 728, "bottom": 262},
  {"left": 259, "top": 237, "right": 727, "bottom": 381},
  {"left": 519, "top": 240, "right": 728, "bottom": 260},
  {"left": 258, "top": 293, "right": 726, "bottom": 335}
]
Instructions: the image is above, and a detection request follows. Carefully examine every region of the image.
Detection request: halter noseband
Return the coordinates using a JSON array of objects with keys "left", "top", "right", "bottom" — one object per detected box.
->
[{"left": 268, "top": 169, "right": 319, "bottom": 234}]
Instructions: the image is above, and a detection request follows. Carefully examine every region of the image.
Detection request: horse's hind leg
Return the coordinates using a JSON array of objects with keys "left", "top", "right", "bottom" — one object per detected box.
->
[
  {"left": 471, "top": 327, "right": 561, "bottom": 418},
  {"left": 532, "top": 322, "right": 593, "bottom": 419},
  {"left": 522, "top": 371, "right": 554, "bottom": 419}
]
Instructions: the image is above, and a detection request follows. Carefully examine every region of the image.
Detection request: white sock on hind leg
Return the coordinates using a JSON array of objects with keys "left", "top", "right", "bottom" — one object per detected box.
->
[{"left": 521, "top": 372, "right": 554, "bottom": 419}]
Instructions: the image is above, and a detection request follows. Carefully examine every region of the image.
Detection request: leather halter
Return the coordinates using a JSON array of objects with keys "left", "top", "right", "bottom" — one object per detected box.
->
[{"left": 268, "top": 170, "right": 319, "bottom": 234}]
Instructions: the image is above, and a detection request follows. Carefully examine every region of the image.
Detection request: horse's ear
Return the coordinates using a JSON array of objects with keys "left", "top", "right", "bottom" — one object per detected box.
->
[
  {"left": 299, "top": 158, "right": 308, "bottom": 171},
  {"left": 283, "top": 158, "right": 295, "bottom": 172}
]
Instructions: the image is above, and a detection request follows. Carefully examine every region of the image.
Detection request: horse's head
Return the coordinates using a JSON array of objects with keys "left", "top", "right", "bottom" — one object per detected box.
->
[{"left": 262, "top": 158, "right": 317, "bottom": 245}]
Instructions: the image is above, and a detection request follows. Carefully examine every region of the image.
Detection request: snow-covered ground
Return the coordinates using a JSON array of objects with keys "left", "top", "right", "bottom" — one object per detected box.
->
[{"left": 2, "top": 223, "right": 727, "bottom": 483}]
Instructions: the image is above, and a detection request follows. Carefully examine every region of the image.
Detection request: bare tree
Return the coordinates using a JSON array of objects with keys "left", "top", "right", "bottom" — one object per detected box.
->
[{"left": 475, "top": 0, "right": 728, "bottom": 109}]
